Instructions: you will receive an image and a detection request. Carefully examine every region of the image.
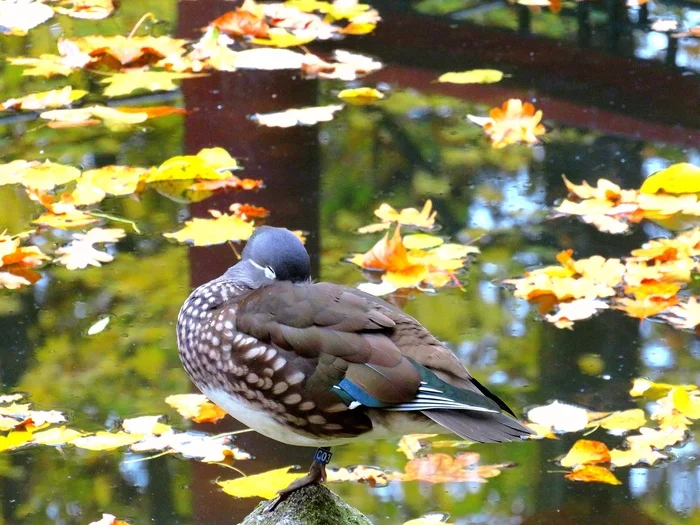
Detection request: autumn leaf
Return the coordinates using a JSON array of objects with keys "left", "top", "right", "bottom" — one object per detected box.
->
[
  {"left": 0, "top": 394, "right": 24, "bottom": 404},
  {"left": 640, "top": 163, "right": 700, "bottom": 194},
  {"left": 544, "top": 298, "right": 609, "bottom": 329},
  {"left": 88, "top": 514, "right": 129, "bottom": 525},
  {"left": 7, "top": 54, "right": 88, "bottom": 77},
  {"left": 609, "top": 445, "right": 666, "bottom": 467},
  {"left": 165, "top": 394, "right": 227, "bottom": 423},
  {"left": 87, "top": 316, "right": 110, "bottom": 335},
  {"left": 400, "top": 452, "right": 511, "bottom": 483},
  {"left": 252, "top": 104, "right": 343, "bottom": 128},
  {"left": 251, "top": 28, "right": 315, "bottom": 47},
  {"left": 588, "top": 409, "right": 646, "bottom": 433},
  {"left": 210, "top": 2, "right": 270, "bottom": 38},
  {"left": 302, "top": 50, "right": 382, "bottom": 81},
  {"left": 101, "top": 71, "right": 205, "bottom": 98},
  {"left": 527, "top": 401, "right": 590, "bottom": 433},
  {"left": 148, "top": 148, "right": 239, "bottom": 183},
  {"left": 54, "top": 228, "right": 126, "bottom": 270},
  {"left": 32, "top": 427, "right": 84, "bottom": 445},
  {"left": 6, "top": 161, "right": 82, "bottom": 191},
  {"left": 189, "top": 176, "right": 263, "bottom": 192},
  {"left": 0, "top": 1, "right": 53, "bottom": 35},
  {"left": 0, "top": 431, "right": 33, "bottom": 452},
  {"left": 1, "top": 86, "right": 87, "bottom": 111},
  {"left": 72, "top": 431, "right": 143, "bottom": 451},
  {"left": 403, "top": 513, "right": 452, "bottom": 525},
  {"left": 397, "top": 433, "right": 437, "bottom": 460},
  {"left": 437, "top": 69, "right": 504, "bottom": 84},
  {"left": 71, "top": 166, "right": 149, "bottom": 205},
  {"left": 338, "top": 87, "right": 384, "bottom": 104},
  {"left": 164, "top": 210, "right": 255, "bottom": 246},
  {"left": 326, "top": 465, "right": 390, "bottom": 486},
  {"left": 560, "top": 439, "right": 611, "bottom": 467},
  {"left": 360, "top": 200, "right": 437, "bottom": 231},
  {"left": 660, "top": 297, "right": 700, "bottom": 332},
  {"left": 630, "top": 378, "right": 696, "bottom": 398},
  {"left": 53, "top": 0, "right": 115, "bottom": 20},
  {"left": 67, "top": 35, "right": 190, "bottom": 67},
  {"left": 218, "top": 467, "right": 304, "bottom": 499},
  {"left": 122, "top": 415, "right": 172, "bottom": 436},
  {"left": 469, "top": 99, "right": 546, "bottom": 149},
  {"left": 131, "top": 431, "right": 250, "bottom": 462},
  {"left": 565, "top": 465, "right": 621, "bottom": 485}
]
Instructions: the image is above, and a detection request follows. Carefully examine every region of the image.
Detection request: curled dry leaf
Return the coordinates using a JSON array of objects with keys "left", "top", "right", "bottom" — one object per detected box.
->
[
  {"left": 251, "top": 104, "right": 344, "bottom": 128},
  {"left": 468, "top": 99, "right": 545, "bottom": 149}
]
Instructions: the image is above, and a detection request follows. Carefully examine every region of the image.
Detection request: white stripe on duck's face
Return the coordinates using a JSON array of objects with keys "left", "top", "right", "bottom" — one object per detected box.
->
[{"left": 249, "top": 259, "right": 277, "bottom": 281}]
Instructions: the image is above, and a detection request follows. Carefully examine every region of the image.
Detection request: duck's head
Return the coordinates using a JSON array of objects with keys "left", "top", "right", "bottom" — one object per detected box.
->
[{"left": 224, "top": 226, "right": 311, "bottom": 288}]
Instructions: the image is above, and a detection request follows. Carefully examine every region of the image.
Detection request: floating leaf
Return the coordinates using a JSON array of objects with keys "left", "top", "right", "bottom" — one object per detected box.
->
[
  {"left": 7, "top": 54, "right": 87, "bottom": 77},
  {"left": 372, "top": 200, "right": 437, "bottom": 229},
  {"left": 101, "top": 71, "right": 205, "bottom": 98},
  {"left": 527, "top": 401, "right": 589, "bottom": 433},
  {"left": 72, "top": 431, "right": 142, "bottom": 451},
  {"left": 397, "top": 433, "right": 437, "bottom": 460},
  {"left": 660, "top": 297, "right": 700, "bottom": 332},
  {"left": 164, "top": 210, "right": 255, "bottom": 247},
  {"left": 32, "top": 427, "right": 84, "bottom": 445},
  {"left": 630, "top": 378, "right": 696, "bottom": 398},
  {"left": 122, "top": 415, "right": 172, "bottom": 436},
  {"left": 0, "top": 394, "right": 23, "bottom": 404},
  {"left": 589, "top": 409, "right": 646, "bottom": 433},
  {"left": 218, "top": 467, "right": 304, "bottom": 499},
  {"left": 0, "top": 1, "right": 54, "bottom": 35},
  {"left": 337, "top": 87, "right": 384, "bottom": 103},
  {"left": 54, "top": 228, "right": 126, "bottom": 270},
  {"left": 437, "top": 69, "right": 504, "bottom": 84},
  {"left": 469, "top": 99, "right": 545, "bottom": 149},
  {"left": 400, "top": 452, "right": 511, "bottom": 483},
  {"left": 560, "top": 439, "right": 611, "bottom": 467},
  {"left": 640, "top": 163, "right": 700, "bottom": 195},
  {"left": 565, "top": 465, "right": 621, "bottom": 485},
  {"left": 148, "top": 148, "right": 238, "bottom": 183},
  {"left": 0, "top": 431, "right": 32, "bottom": 452},
  {"left": 252, "top": 104, "right": 343, "bottom": 128},
  {"left": 87, "top": 316, "right": 110, "bottom": 335},
  {"left": 210, "top": 2, "right": 270, "bottom": 38},
  {"left": 165, "top": 394, "right": 227, "bottom": 423},
  {"left": 53, "top": 0, "right": 115, "bottom": 20},
  {"left": 88, "top": 514, "right": 129, "bottom": 525},
  {"left": 1, "top": 86, "right": 87, "bottom": 111},
  {"left": 251, "top": 28, "right": 315, "bottom": 47}
]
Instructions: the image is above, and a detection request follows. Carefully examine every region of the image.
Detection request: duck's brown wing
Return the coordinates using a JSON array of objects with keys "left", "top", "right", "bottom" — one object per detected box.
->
[{"left": 236, "top": 281, "right": 532, "bottom": 442}]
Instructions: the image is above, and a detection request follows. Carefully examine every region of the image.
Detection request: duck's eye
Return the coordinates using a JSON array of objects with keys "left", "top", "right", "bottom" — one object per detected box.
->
[{"left": 264, "top": 266, "right": 276, "bottom": 279}]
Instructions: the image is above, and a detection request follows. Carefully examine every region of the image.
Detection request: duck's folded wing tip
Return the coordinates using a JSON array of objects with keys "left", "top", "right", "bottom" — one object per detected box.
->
[{"left": 422, "top": 409, "right": 534, "bottom": 443}]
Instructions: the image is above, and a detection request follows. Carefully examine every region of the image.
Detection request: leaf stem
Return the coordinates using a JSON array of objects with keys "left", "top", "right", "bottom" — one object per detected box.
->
[
  {"left": 90, "top": 212, "right": 141, "bottom": 234},
  {"left": 128, "top": 12, "right": 158, "bottom": 39}
]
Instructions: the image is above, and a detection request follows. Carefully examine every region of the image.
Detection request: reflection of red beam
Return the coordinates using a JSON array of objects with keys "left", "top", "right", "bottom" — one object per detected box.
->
[
  {"left": 325, "top": 9, "right": 700, "bottom": 132},
  {"left": 372, "top": 66, "right": 700, "bottom": 148}
]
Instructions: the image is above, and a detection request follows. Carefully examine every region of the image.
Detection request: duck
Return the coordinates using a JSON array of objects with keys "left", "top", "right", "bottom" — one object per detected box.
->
[{"left": 177, "top": 226, "right": 533, "bottom": 508}]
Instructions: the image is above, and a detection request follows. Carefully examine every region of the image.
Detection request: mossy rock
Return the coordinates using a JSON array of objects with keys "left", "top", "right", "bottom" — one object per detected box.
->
[{"left": 239, "top": 484, "right": 372, "bottom": 525}]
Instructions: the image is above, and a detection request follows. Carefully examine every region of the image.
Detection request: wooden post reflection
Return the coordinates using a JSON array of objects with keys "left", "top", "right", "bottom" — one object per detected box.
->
[{"left": 178, "top": 2, "right": 320, "bottom": 523}]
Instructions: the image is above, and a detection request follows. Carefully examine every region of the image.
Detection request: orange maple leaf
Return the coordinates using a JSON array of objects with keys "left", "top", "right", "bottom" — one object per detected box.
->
[{"left": 471, "top": 99, "right": 546, "bottom": 149}]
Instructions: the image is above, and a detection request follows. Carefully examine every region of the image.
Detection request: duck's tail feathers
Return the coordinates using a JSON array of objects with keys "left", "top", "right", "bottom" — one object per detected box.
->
[{"left": 422, "top": 409, "right": 534, "bottom": 443}]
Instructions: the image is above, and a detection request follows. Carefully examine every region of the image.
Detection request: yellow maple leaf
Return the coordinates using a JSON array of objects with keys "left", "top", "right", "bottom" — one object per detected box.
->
[
  {"left": 1, "top": 86, "right": 87, "bottom": 111},
  {"left": 164, "top": 210, "right": 255, "bottom": 246},
  {"left": 218, "top": 467, "right": 304, "bottom": 499},
  {"left": 19, "top": 161, "right": 82, "bottom": 191},
  {"left": 147, "top": 148, "right": 238, "bottom": 183},
  {"left": 469, "top": 99, "right": 545, "bottom": 149},
  {"left": 630, "top": 378, "right": 696, "bottom": 398},
  {"left": 337, "top": 87, "right": 384, "bottom": 104},
  {"left": 7, "top": 54, "right": 85, "bottom": 77},
  {"left": 101, "top": 71, "right": 206, "bottom": 98},
  {"left": 165, "top": 394, "right": 228, "bottom": 423},
  {"left": 0, "top": 430, "right": 33, "bottom": 452}
]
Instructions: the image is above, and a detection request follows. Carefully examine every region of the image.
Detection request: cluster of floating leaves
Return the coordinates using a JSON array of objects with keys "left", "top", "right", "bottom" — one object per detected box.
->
[
  {"left": 0, "top": 392, "right": 248, "bottom": 463},
  {"left": 347, "top": 201, "right": 480, "bottom": 295},
  {"left": 0, "top": 0, "right": 115, "bottom": 36},
  {"left": 505, "top": 164, "right": 700, "bottom": 332},
  {"left": 523, "top": 379, "right": 699, "bottom": 485},
  {"left": 556, "top": 163, "right": 700, "bottom": 234},
  {"left": 0, "top": 148, "right": 266, "bottom": 287}
]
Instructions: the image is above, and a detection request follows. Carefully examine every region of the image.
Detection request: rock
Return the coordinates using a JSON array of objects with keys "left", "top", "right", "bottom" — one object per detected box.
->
[{"left": 238, "top": 484, "right": 372, "bottom": 525}]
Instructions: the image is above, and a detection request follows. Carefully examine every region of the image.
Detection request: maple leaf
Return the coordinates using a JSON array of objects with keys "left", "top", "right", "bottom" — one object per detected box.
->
[
  {"left": 131, "top": 431, "right": 250, "bottom": 462},
  {"left": 0, "top": 431, "right": 33, "bottom": 452},
  {"left": 565, "top": 465, "right": 621, "bottom": 485},
  {"left": 165, "top": 394, "right": 227, "bottom": 423},
  {"left": 66, "top": 35, "right": 190, "bottom": 67},
  {"left": 219, "top": 467, "right": 304, "bottom": 499},
  {"left": 588, "top": 409, "right": 646, "bottom": 433},
  {"left": 71, "top": 166, "right": 149, "bottom": 205},
  {"left": 1, "top": 86, "right": 87, "bottom": 111},
  {"left": 469, "top": 99, "right": 546, "bottom": 148},
  {"left": 660, "top": 297, "right": 700, "bottom": 332},
  {"left": 101, "top": 71, "right": 205, "bottom": 98},
  {"left": 609, "top": 445, "right": 666, "bottom": 467},
  {"left": 614, "top": 296, "right": 678, "bottom": 320},
  {"left": 437, "top": 69, "right": 504, "bottom": 84},
  {"left": 360, "top": 200, "right": 437, "bottom": 230},
  {"left": 122, "top": 415, "right": 172, "bottom": 436},
  {"left": 7, "top": 54, "right": 87, "bottom": 77},
  {"left": 54, "top": 228, "right": 126, "bottom": 270},
  {"left": 32, "top": 427, "right": 84, "bottom": 445},
  {"left": 0, "top": 1, "right": 53, "bottom": 35},
  {"left": 252, "top": 104, "right": 343, "bottom": 127}
]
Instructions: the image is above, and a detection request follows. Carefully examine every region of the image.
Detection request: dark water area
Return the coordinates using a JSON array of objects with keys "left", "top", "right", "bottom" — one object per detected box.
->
[{"left": 0, "top": 0, "right": 698, "bottom": 524}]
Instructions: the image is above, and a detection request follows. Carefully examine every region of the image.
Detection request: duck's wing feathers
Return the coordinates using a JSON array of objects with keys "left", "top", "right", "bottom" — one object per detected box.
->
[{"left": 235, "top": 281, "right": 532, "bottom": 441}]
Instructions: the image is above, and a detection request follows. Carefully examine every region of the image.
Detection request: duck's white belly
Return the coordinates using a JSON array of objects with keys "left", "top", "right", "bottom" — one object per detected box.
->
[{"left": 201, "top": 387, "right": 446, "bottom": 447}]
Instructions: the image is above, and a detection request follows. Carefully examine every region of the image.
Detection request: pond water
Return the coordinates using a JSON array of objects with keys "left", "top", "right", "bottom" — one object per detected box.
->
[{"left": 0, "top": 1, "right": 699, "bottom": 524}]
